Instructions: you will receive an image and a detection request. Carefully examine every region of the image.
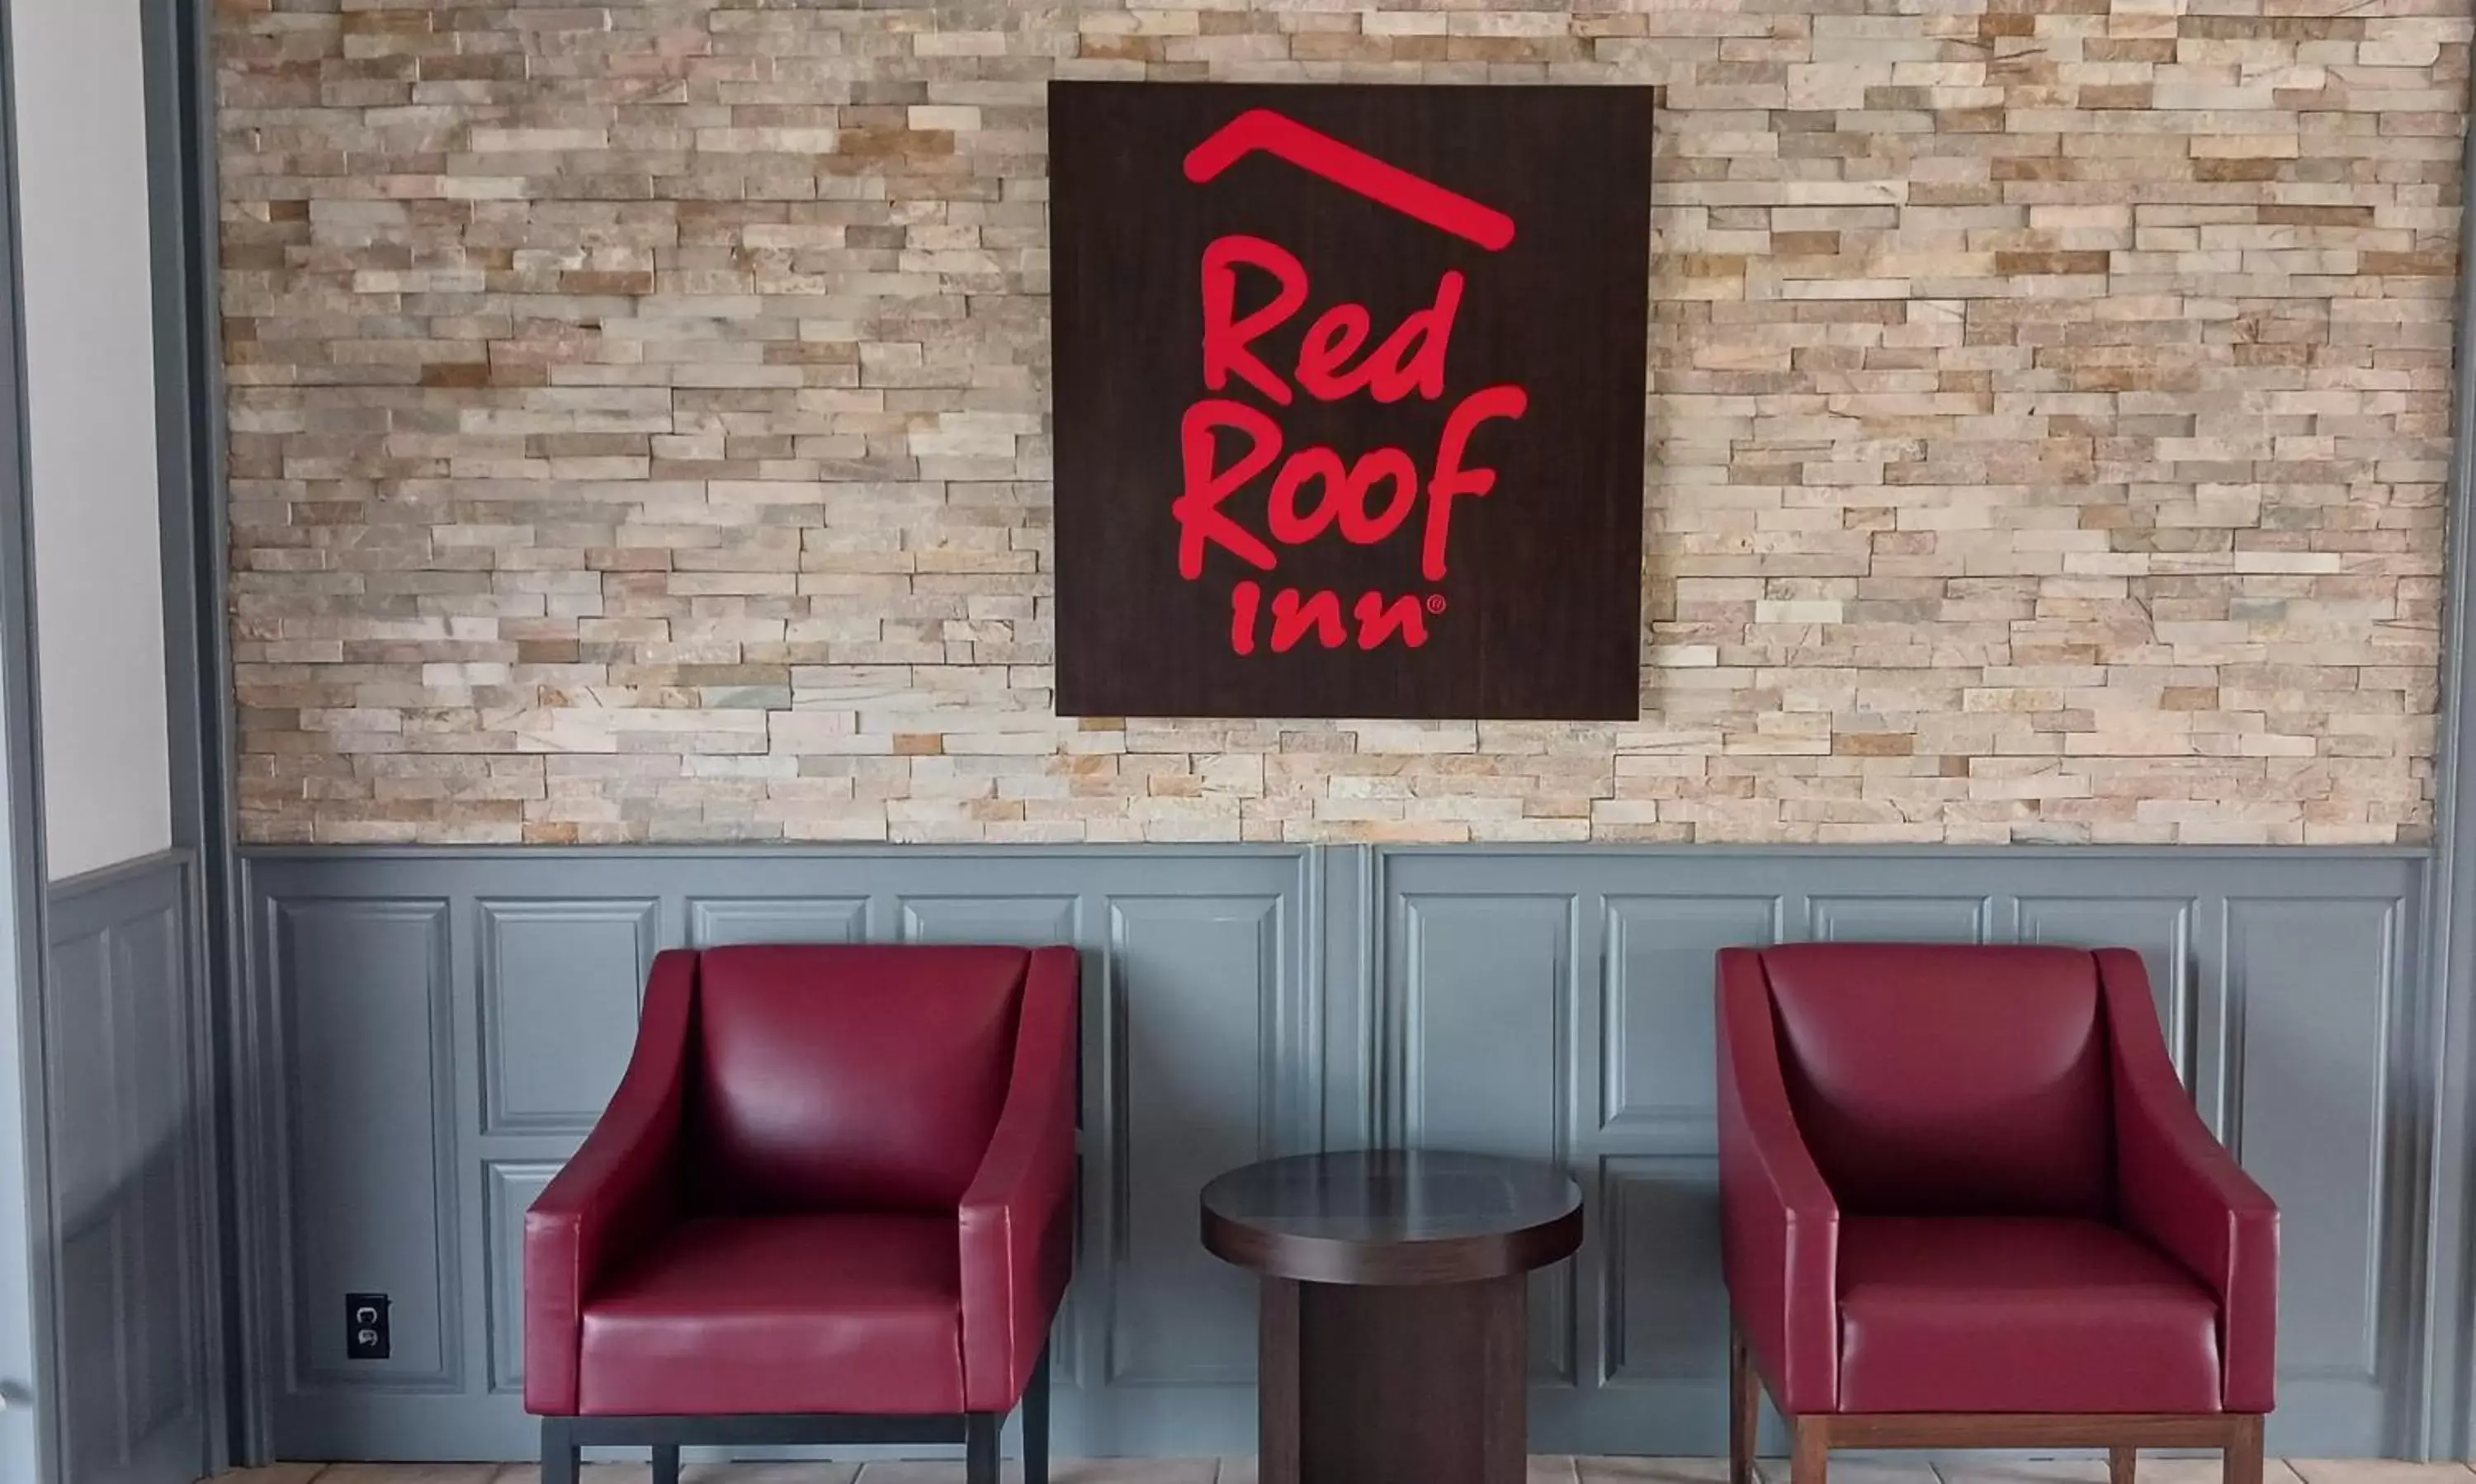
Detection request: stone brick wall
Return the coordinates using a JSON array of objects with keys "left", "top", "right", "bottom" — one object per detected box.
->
[{"left": 216, "top": 1, "right": 2469, "bottom": 845}]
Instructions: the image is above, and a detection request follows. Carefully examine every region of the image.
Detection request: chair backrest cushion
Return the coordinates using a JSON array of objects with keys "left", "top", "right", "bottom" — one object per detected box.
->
[
  {"left": 690, "top": 944, "right": 1028, "bottom": 1212},
  {"left": 1755, "top": 943, "right": 2114, "bottom": 1217}
]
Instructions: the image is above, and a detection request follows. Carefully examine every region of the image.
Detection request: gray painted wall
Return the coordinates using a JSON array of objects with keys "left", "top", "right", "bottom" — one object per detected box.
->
[
  {"left": 239, "top": 843, "right": 2438, "bottom": 1463},
  {"left": 47, "top": 850, "right": 212, "bottom": 1484}
]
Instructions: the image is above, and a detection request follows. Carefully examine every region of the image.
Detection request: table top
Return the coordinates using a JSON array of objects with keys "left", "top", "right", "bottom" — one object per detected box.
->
[{"left": 1199, "top": 1150, "right": 1584, "bottom": 1286}]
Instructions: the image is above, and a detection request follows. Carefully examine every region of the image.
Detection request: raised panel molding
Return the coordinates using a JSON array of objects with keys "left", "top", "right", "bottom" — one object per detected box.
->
[
  {"left": 1102, "top": 895, "right": 1288, "bottom": 1388},
  {"left": 1396, "top": 893, "right": 1578, "bottom": 1383},
  {"left": 688, "top": 897, "right": 866, "bottom": 948},
  {"left": 107, "top": 900, "right": 202, "bottom": 1445},
  {"left": 2016, "top": 896, "right": 2197, "bottom": 1075},
  {"left": 1599, "top": 1156, "right": 1727, "bottom": 1385},
  {"left": 46, "top": 928, "right": 118, "bottom": 1239},
  {"left": 2226, "top": 896, "right": 2403, "bottom": 1390},
  {"left": 45, "top": 857, "right": 208, "bottom": 1484},
  {"left": 897, "top": 870, "right": 1094, "bottom": 1394},
  {"left": 900, "top": 896, "right": 1080, "bottom": 947},
  {"left": 1807, "top": 894, "right": 1992, "bottom": 943},
  {"left": 1603, "top": 896, "right": 1781, "bottom": 1132},
  {"left": 271, "top": 896, "right": 461, "bottom": 1392},
  {"left": 1398, "top": 895, "right": 1573, "bottom": 1157},
  {"left": 475, "top": 900, "right": 657, "bottom": 1137},
  {"left": 45, "top": 911, "right": 110, "bottom": 1481},
  {"left": 482, "top": 1164, "right": 560, "bottom": 1396}
]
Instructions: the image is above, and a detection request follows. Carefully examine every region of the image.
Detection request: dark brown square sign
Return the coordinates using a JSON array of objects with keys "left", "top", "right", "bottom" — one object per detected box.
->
[{"left": 1047, "top": 82, "right": 1654, "bottom": 720}]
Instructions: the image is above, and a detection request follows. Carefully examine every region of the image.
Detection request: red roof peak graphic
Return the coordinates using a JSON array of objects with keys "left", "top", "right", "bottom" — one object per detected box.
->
[{"left": 1183, "top": 108, "right": 1517, "bottom": 253}]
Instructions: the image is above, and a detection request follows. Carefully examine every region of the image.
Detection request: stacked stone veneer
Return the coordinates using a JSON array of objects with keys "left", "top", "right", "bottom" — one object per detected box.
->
[{"left": 215, "top": 1, "right": 2470, "bottom": 844}]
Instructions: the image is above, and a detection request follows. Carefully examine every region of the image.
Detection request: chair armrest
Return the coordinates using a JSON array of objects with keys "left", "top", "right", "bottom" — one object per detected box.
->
[
  {"left": 522, "top": 948, "right": 697, "bottom": 1415},
  {"left": 960, "top": 946, "right": 1080, "bottom": 1412},
  {"left": 2097, "top": 948, "right": 2278, "bottom": 1413},
  {"left": 1717, "top": 947, "right": 1841, "bottom": 1415}
]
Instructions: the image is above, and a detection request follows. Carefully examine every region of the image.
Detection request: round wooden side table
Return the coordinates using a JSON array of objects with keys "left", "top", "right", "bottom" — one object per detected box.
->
[{"left": 1199, "top": 1149, "right": 1585, "bottom": 1484}]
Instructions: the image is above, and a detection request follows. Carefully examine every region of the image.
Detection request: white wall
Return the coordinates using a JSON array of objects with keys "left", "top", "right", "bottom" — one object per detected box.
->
[{"left": 11, "top": 0, "right": 172, "bottom": 881}]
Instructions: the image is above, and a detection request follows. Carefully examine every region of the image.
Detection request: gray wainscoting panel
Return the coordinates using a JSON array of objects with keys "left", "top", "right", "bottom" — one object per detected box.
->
[
  {"left": 1102, "top": 896, "right": 1289, "bottom": 1392},
  {"left": 272, "top": 897, "right": 457, "bottom": 1395},
  {"left": 480, "top": 1165, "right": 556, "bottom": 1397},
  {"left": 1377, "top": 847, "right": 2426, "bottom": 1458},
  {"left": 243, "top": 847, "right": 1316, "bottom": 1462},
  {"left": 476, "top": 900, "right": 654, "bottom": 1137},
  {"left": 1807, "top": 893, "right": 1992, "bottom": 943},
  {"left": 688, "top": 896, "right": 867, "bottom": 948},
  {"left": 2017, "top": 895, "right": 2195, "bottom": 1073},
  {"left": 905, "top": 896, "right": 1080, "bottom": 949},
  {"left": 46, "top": 851, "right": 213, "bottom": 1484},
  {"left": 2223, "top": 896, "right": 2405, "bottom": 1452},
  {"left": 1599, "top": 1153, "right": 1727, "bottom": 1387},
  {"left": 1394, "top": 892, "right": 1577, "bottom": 1381},
  {"left": 1601, "top": 895, "right": 1783, "bottom": 1132},
  {"left": 241, "top": 844, "right": 2432, "bottom": 1463}
]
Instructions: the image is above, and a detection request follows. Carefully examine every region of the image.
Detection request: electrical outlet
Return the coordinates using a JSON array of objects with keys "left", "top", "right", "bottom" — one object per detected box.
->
[{"left": 345, "top": 1293, "right": 390, "bottom": 1360}]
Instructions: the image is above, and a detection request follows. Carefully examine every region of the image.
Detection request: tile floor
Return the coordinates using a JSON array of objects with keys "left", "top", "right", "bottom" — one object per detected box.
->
[{"left": 206, "top": 1460, "right": 2476, "bottom": 1484}]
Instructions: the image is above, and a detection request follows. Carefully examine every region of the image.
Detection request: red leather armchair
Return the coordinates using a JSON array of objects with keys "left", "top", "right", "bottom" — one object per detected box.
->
[
  {"left": 1718, "top": 944, "right": 2275, "bottom": 1484},
  {"left": 524, "top": 944, "right": 1079, "bottom": 1484}
]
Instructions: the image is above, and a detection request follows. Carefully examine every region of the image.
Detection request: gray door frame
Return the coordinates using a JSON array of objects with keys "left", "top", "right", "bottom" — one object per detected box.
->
[
  {"left": 0, "top": 1, "right": 65, "bottom": 1479},
  {"left": 137, "top": 0, "right": 242, "bottom": 1467},
  {"left": 0, "top": 1, "right": 240, "bottom": 1481}
]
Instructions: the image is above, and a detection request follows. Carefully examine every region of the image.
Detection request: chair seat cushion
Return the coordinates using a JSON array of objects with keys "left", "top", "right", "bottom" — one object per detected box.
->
[
  {"left": 578, "top": 1215, "right": 963, "bottom": 1415},
  {"left": 1837, "top": 1217, "right": 2223, "bottom": 1414}
]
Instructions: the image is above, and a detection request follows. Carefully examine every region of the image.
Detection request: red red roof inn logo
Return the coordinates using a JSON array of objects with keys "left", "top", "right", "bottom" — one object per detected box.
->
[
  {"left": 1048, "top": 83, "right": 1654, "bottom": 721},
  {"left": 1181, "top": 109, "right": 1526, "bottom": 659}
]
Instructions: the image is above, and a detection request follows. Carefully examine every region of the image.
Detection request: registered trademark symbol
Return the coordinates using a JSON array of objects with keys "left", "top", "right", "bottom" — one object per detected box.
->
[{"left": 1425, "top": 594, "right": 1447, "bottom": 615}]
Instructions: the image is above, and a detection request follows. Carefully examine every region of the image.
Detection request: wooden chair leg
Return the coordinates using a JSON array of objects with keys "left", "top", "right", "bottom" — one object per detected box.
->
[
  {"left": 2225, "top": 1415, "right": 2264, "bottom": 1484},
  {"left": 1024, "top": 1341, "right": 1052, "bottom": 1484},
  {"left": 2110, "top": 1448, "right": 2137, "bottom": 1484},
  {"left": 1729, "top": 1323, "right": 1759, "bottom": 1484},
  {"left": 539, "top": 1419, "right": 578, "bottom": 1484},
  {"left": 966, "top": 1411, "right": 1001, "bottom": 1484},
  {"left": 1790, "top": 1415, "right": 1829, "bottom": 1484},
  {"left": 650, "top": 1443, "right": 680, "bottom": 1484}
]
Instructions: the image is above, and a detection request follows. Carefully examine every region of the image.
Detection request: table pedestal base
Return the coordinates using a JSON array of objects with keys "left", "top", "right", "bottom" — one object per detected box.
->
[{"left": 1258, "top": 1273, "right": 1528, "bottom": 1484}]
